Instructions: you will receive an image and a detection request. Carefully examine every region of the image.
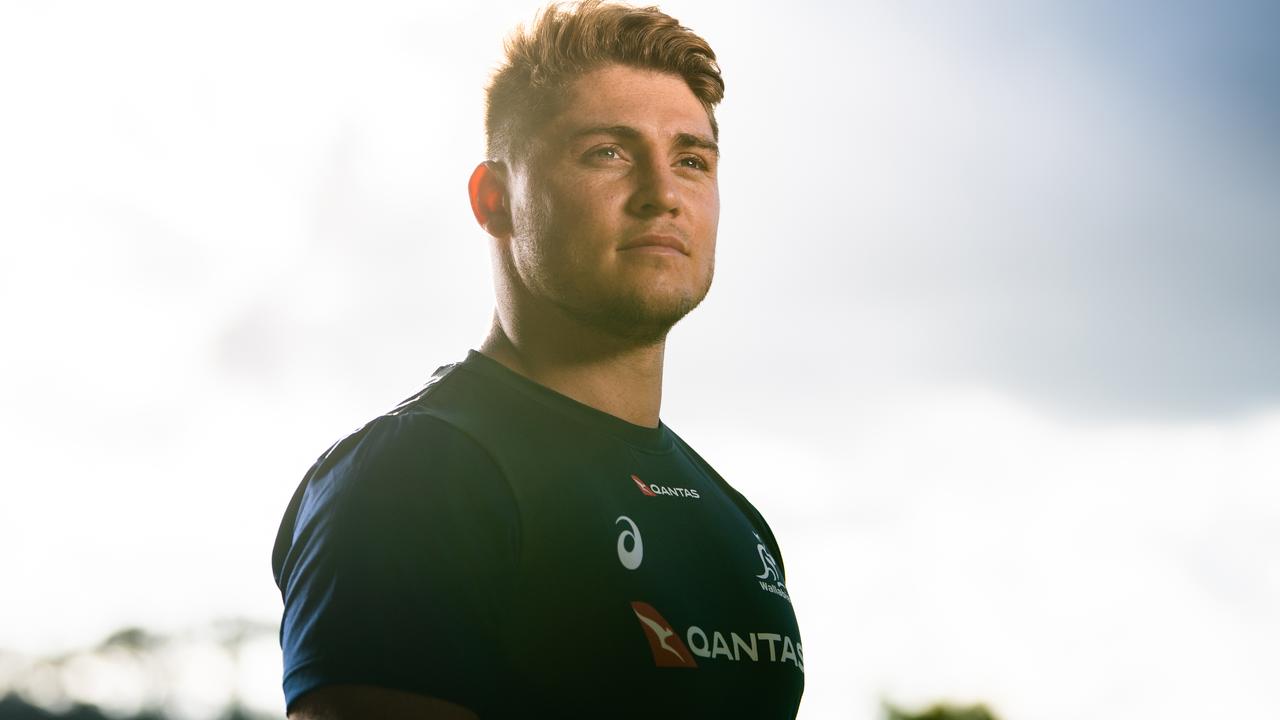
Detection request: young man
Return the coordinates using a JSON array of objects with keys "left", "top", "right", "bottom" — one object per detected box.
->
[{"left": 272, "top": 2, "right": 803, "bottom": 718}]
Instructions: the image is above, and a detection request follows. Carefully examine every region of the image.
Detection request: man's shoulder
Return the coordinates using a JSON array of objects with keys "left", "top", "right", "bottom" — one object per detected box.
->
[
  {"left": 271, "top": 363, "right": 514, "bottom": 579},
  {"left": 383, "top": 359, "right": 466, "bottom": 418},
  {"left": 292, "top": 408, "right": 516, "bottom": 539},
  {"left": 380, "top": 354, "right": 526, "bottom": 436},
  {"left": 310, "top": 405, "right": 501, "bottom": 503},
  {"left": 667, "top": 428, "right": 789, "bottom": 574},
  {"left": 319, "top": 357, "right": 500, "bottom": 469}
]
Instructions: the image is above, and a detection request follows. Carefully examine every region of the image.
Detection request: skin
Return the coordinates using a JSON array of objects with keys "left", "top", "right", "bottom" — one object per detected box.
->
[
  {"left": 473, "top": 64, "right": 720, "bottom": 428},
  {"left": 289, "top": 64, "right": 719, "bottom": 719}
]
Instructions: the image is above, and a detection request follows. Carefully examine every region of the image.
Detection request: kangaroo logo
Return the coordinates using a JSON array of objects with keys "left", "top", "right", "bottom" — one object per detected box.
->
[
  {"left": 754, "top": 533, "right": 784, "bottom": 588},
  {"left": 631, "top": 474, "right": 657, "bottom": 497},
  {"left": 630, "top": 601, "right": 697, "bottom": 668}
]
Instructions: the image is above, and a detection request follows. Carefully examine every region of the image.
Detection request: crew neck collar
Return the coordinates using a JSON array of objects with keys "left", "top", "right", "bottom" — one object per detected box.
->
[{"left": 457, "top": 349, "right": 674, "bottom": 453}]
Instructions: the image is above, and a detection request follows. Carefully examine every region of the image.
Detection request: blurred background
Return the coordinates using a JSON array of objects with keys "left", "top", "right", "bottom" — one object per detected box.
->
[{"left": 2, "top": 1, "right": 1277, "bottom": 718}]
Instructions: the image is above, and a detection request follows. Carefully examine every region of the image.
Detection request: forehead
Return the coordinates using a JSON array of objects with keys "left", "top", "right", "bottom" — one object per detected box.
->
[{"left": 543, "top": 64, "right": 714, "bottom": 143}]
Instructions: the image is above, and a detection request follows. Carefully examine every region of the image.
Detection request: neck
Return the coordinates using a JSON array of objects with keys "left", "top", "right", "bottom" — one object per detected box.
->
[{"left": 479, "top": 309, "right": 668, "bottom": 429}]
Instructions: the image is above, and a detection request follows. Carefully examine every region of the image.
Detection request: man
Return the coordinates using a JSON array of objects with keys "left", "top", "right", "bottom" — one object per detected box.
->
[{"left": 272, "top": 2, "right": 803, "bottom": 717}]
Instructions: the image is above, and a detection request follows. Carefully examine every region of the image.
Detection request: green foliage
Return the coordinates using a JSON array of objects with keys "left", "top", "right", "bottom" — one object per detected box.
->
[{"left": 884, "top": 700, "right": 1002, "bottom": 720}]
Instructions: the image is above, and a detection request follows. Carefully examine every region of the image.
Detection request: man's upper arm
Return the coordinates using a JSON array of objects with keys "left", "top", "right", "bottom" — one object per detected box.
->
[
  {"left": 276, "top": 413, "right": 521, "bottom": 715},
  {"left": 288, "top": 684, "right": 479, "bottom": 720}
]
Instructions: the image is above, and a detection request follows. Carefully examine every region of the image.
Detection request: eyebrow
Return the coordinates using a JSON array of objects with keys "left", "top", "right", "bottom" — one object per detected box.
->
[{"left": 569, "top": 125, "right": 720, "bottom": 157}]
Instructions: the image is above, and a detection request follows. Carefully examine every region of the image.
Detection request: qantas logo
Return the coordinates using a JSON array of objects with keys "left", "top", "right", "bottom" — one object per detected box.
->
[
  {"left": 630, "top": 601, "right": 803, "bottom": 673},
  {"left": 630, "top": 473, "right": 700, "bottom": 500},
  {"left": 631, "top": 474, "right": 657, "bottom": 497},
  {"left": 630, "top": 601, "right": 697, "bottom": 668},
  {"left": 686, "top": 624, "right": 803, "bottom": 671}
]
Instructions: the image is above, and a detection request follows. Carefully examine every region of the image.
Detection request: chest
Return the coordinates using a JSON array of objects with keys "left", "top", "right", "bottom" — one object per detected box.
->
[{"left": 495, "top": 444, "right": 804, "bottom": 715}]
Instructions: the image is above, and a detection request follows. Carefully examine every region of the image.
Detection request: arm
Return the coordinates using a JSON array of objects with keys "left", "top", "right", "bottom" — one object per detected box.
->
[
  {"left": 288, "top": 684, "right": 479, "bottom": 720},
  {"left": 274, "top": 413, "right": 521, "bottom": 717}
]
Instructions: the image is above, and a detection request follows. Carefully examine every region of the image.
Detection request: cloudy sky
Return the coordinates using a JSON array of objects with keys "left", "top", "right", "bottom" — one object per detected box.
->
[{"left": 2, "top": 1, "right": 1277, "bottom": 718}]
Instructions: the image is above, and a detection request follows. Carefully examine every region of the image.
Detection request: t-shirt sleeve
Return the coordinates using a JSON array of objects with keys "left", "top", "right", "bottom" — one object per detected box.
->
[{"left": 273, "top": 412, "right": 521, "bottom": 713}]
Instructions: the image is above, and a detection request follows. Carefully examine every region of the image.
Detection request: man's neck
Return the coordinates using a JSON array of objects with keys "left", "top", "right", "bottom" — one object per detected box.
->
[{"left": 478, "top": 313, "right": 667, "bottom": 429}]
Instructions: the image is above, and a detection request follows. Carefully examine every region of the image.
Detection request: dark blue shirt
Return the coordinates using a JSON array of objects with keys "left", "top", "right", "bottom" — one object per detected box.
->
[{"left": 272, "top": 351, "right": 804, "bottom": 718}]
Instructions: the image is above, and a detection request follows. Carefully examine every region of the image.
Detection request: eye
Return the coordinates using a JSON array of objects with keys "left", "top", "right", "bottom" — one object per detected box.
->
[
  {"left": 584, "top": 145, "right": 624, "bottom": 162},
  {"left": 677, "top": 154, "right": 710, "bottom": 171}
]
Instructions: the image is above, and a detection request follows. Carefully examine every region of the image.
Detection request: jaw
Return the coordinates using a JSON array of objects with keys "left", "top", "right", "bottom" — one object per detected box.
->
[{"left": 489, "top": 256, "right": 712, "bottom": 355}]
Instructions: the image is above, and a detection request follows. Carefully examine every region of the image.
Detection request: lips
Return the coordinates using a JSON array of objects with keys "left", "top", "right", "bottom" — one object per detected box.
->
[{"left": 618, "top": 232, "right": 690, "bottom": 255}]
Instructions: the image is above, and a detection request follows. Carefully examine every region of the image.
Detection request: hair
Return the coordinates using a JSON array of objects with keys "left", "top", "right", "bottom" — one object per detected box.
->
[{"left": 484, "top": 0, "right": 724, "bottom": 162}]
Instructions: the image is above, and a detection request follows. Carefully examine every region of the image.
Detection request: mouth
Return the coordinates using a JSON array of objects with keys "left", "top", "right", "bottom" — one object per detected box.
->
[{"left": 617, "top": 233, "right": 690, "bottom": 256}]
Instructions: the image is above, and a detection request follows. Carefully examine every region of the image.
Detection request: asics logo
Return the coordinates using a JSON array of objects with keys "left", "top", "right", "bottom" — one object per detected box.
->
[{"left": 616, "top": 515, "right": 643, "bottom": 570}]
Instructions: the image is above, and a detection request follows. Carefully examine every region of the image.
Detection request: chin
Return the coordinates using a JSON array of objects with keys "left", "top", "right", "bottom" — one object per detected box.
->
[{"left": 575, "top": 286, "right": 709, "bottom": 344}]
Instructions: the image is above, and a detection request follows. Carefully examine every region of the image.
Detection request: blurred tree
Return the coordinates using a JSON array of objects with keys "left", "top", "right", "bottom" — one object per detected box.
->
[
  {"left": 0, "top": 619, "right": 278, "bottom": 720},
  {"left": 95, "top": 629, "right": 162, "bottom": 654},
  {"left": 0, "top": 693, "right": 165, "bottom": 720},
  {"left": 885, "top": 700, "right": 1002, "bottom": 720},
  {"left": 210, "top": 618, "right": 275, "bottom": 713}
]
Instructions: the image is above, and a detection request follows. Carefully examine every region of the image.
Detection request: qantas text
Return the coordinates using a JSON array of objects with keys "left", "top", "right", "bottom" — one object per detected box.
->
[{"left": 685, "top": 625, "right": 803, "bottom": 672}]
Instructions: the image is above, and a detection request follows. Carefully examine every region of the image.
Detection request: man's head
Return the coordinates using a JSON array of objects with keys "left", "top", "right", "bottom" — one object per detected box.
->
[
  {"left": 484, "top": 0, "right": 724, "bottom": 165},
  {"left": 470, "top": 2, "right": 724, "bottom": 346}
]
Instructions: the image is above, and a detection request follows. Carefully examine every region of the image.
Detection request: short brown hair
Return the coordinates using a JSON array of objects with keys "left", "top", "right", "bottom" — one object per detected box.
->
[{"left": 485, "top": 0, "right": 724, "bottom": 161}]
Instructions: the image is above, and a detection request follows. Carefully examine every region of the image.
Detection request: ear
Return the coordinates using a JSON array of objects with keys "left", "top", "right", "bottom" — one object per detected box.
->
[{"left": 468, "top": 161, "right": 512, "bottom": 238}]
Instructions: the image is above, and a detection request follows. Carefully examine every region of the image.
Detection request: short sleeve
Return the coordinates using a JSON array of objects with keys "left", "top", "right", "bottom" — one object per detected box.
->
[{"left": 272, "top": 412, "right": 521, "bottom": 713}]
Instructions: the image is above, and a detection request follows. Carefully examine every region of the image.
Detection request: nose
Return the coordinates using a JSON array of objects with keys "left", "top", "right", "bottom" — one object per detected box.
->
[{"left": 626, "top": 158, "right": 681, "bottom": 218}]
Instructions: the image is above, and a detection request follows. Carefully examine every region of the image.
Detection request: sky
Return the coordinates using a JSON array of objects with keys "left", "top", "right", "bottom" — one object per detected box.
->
[{"left": 1, "top": 1, "right": 1277, "bottom": 718}]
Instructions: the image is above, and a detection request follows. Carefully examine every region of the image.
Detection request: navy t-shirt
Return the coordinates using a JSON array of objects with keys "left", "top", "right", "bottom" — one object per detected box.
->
[{"left": 272, "top": 351, "right": 804, "bottom": 718}]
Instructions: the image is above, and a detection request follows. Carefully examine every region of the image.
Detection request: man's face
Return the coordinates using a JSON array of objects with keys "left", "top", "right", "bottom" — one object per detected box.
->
[{"left": 503, "top": 64, "right": 720, "bottom": 343}]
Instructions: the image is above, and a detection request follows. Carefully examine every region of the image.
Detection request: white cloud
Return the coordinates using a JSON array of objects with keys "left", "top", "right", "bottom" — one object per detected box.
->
[
  {"left": 689, "top": 389, "right": 1280, "bottom": 719},
  {"left": 1, "top": 2, "right": 1277, "bottom": 719}
]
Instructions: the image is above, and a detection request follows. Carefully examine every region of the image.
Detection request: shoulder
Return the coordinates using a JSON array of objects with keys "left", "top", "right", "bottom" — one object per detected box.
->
[
  {"left": 313, "top": 410, "right": 502, "bottom": 497},
  {"left": 668, "top": 427, "right": 790, "bottom": 574},
  {"left": 288, "top": 412, "right": 477, "bottom": 511},
  {"left": 273, "top": 409, "right": 523, "bottom": 713},
  {"left": 272, "top": 406, "right": 521, "bottom": 584}
]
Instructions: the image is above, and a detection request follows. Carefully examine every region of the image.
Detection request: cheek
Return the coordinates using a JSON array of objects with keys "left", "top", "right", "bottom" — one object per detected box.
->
[
  {"left": 514, "top": 188, "right": 601, "bottom": 279},
  {"left": 695, "top": 188, "right": 720, "bottom": 246},
  {"left": 551, "top": 183, "right": 627, "bottom": 260},
  {"left": 566, "top": 177, "right": 625, "bottom": 224},
  {"left": 708, "top": 183, "right": 721, "bottom": 219},
  {"left": 535, "top": 176, "right": 603, "bottom": 230},
  {"left": 508, "top": 191, "right": 559, "bottom": 283}
]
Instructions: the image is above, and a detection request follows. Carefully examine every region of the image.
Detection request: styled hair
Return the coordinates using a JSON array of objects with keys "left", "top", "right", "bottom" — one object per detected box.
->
[{"left": 485, "top": 0, "right": 724, "bottom": 161}]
